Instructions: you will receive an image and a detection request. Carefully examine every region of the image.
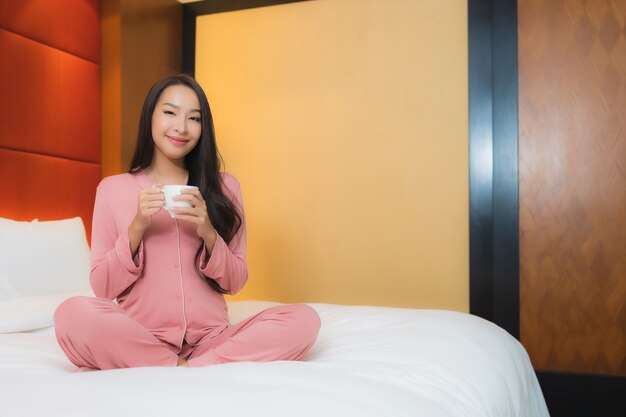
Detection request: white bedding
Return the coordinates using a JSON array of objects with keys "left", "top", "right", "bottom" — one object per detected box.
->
[{"left": 0, "top": 300, "right": 549, "bottom": 417}]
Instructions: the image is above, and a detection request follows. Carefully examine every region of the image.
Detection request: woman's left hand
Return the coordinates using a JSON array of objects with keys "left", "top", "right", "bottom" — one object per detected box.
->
[{"left": 171, "top": 189, "right": 217, "bottom": 248}]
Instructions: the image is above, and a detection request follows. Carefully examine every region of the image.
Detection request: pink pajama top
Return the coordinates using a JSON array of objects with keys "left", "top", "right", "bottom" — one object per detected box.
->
[{"left": 89, "top": 171, "right": 247, "bottom": 351}]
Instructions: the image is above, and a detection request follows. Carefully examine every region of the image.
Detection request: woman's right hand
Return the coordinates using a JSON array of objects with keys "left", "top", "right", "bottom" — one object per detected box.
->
[
  {"left": 128, "top": 184, "right": 164, "bottom": 257},
  {"left": 132, "top": 184, "right": 165, "bottom": 229}
]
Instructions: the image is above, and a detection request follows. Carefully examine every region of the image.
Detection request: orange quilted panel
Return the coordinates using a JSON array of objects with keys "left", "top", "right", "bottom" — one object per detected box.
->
[
  {"left": 0, "top": 148, "right": 100, "bottom": 241},
  {"left": 0, "top": 28, "right": 100, "bottom": 163},
  {"left": 0, "top": 0, "right": 100, "bottom": 63}
]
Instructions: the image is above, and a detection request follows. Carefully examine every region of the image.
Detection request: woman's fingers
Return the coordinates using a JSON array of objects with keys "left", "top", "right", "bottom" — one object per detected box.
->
[
  {"left": 137, "top": 185, "right": 165, "bottom": 219},
  {"left": 141, "top": 186, "right": 165, "bottom": 203},
  {"left": 179, "top": 189, "right": 203, "bottom": 201},
  {"left": 168, "top": 190, "right": 214, "bottom": 240},
  {"left": 145, "top": 200, "right": 164, "bottom": 208},
  {"left": 169, "top": 206, "right": 196, "bottom": 217}
]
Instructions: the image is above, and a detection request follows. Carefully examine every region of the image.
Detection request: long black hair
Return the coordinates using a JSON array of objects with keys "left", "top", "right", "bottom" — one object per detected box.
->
[{"left": 129, "top": 74, "right": 242, "bottom": 294}]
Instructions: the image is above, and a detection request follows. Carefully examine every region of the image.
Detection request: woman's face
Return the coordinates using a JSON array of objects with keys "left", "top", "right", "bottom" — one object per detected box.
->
[{"left": 151, "top": 85, "right": 202, "bottom": 164}]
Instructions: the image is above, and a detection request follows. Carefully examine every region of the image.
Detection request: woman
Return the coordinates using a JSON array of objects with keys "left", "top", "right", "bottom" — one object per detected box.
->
[{"left": 54, "top": 74, "right": 320, "bottom": 370}]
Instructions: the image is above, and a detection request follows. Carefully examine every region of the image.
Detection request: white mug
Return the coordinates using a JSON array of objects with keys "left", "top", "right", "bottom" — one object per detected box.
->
[{"left": 162, "top": 185, "right": 199, "bottom": 218}]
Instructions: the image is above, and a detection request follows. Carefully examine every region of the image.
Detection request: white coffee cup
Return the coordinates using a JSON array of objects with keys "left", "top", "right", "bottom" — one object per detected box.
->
[{"left": 162, "top": 185, "right": 199, "bottom": 218}]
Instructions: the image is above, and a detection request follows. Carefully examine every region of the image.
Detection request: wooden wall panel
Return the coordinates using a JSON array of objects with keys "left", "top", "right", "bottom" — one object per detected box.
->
[
  {"left": 120, "top": 0, "right": 182, "bottom": 170},
  {"left": 519, "top": 0, "right": 626, "bottom": 376},
  {"left": 0, "top": 0, "right": 100, "bottom": 63},
  {"left": 0, "top": 29, "right": 100, "bottom": 162},
  {"left": 100, "top": 0, "right": 181, "bottom": 176}
]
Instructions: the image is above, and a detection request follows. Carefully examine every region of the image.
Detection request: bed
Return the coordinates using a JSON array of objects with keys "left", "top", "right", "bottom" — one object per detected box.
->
[{"left": 0, "top": 217, "right": 549, "bottom": 417}]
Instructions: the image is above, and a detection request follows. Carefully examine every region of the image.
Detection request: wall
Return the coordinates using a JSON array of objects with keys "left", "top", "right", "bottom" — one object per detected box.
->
[
  {"left": 101, "top": 0, "right": 182, "bottom": 177},
  {"left": 519, "top": 0, "right": 626, "bottom": 377},
  {"left": 0, "top": 0, "right": 101, "bottom": 237},
  {"left": 195, "top": 0, "right": 469, "bottom": 310}
]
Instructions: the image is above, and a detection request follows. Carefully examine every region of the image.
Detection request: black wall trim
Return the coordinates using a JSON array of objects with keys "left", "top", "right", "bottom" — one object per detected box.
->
[
  {"left": 181, "top": 5, "right": 196, "bottom": 75},
  {"left": 182, "top": 0, "right": 311, "bottom": 75},
  {"left": 468, "top": 0, "right": 495, "bottom": 330},
  {"left": 468, "top": 0, "right": 519, "bottom": 339},
  {"left": 537, "top": 371, "right": 626, "bottom": 417}
]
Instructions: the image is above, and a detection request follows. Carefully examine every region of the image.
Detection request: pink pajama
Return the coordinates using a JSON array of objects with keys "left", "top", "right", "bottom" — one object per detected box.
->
[
  {"left": 55, "top": 171, "right": 320, "bottom": 370},
  {"left": 54, "top": 297, "right": 320, "bottom": 370}
]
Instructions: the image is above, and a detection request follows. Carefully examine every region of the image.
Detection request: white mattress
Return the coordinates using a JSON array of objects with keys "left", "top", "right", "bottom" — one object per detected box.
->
[{"left": 0, "top": 300, "right": 549, "bottom": 417}]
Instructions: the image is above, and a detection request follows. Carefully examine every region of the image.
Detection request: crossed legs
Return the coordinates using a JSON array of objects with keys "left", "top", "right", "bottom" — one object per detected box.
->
[{"left": 54, "top": 297, "right": 320, "bottom": 370}]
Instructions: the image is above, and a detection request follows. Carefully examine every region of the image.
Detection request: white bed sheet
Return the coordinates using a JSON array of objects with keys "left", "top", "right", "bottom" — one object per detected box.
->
[{"left": 0, "top": 300, "right": 549, "bottom": 417}]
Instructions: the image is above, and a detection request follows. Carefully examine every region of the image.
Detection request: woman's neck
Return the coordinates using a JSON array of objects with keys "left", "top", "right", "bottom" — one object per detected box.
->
[{"left": 146, "top": 156, "right": 188, "bottom": 185}]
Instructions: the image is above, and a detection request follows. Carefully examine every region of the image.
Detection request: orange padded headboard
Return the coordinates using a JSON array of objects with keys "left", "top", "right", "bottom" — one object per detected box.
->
[{"left": 0, "top": 0, "right": 100, "bottom": 240}]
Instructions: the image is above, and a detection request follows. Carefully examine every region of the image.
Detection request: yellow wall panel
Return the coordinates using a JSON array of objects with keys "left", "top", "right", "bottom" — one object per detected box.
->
[{"left": 196, "top": 0, "right": 468, "bottom": 311}]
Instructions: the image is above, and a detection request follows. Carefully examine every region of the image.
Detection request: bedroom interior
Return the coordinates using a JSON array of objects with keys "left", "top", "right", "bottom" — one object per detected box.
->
[{"left": 0, "top": 0, "right": 624, "bottom": 416}]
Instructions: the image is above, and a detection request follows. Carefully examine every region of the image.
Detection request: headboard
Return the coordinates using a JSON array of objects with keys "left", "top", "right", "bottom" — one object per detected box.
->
[{"left": 0, "top": 0, "right": 101, "bottom": 239}]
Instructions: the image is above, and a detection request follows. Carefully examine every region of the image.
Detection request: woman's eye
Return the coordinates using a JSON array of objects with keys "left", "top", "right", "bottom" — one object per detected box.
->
[
  {"left": 164, "top": 110, "right": 175, "bottom": 115},
  {"left": 190, "top": 116, "right": 201, "bottom": 122}
]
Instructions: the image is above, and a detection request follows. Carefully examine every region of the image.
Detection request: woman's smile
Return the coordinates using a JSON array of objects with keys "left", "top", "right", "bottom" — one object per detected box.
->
[{"left": 167, "top": 135, "right": 189, "bottom": 146}]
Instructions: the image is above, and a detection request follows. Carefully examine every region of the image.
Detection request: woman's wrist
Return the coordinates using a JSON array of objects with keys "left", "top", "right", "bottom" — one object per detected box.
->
[
  {"left": 128, "top": 218, "right": 148, "bottom": 256},
  {"left": 129, "top": 216, "right": 149, "bottom": 236},
  {"left": 202, "top": 228, "right": 218, "bottom": 254}
]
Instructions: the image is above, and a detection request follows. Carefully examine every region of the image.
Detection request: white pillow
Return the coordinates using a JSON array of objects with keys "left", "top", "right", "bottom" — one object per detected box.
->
[
  {"left": 0, "top": 217, "right": 92, "bottom": 301},
  {"left": 0, "top": 292, "right": 93, "bottom": 333}
]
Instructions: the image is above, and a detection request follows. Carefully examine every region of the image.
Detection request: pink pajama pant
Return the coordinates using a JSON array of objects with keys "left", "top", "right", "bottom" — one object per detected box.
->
[{"left": 54, "top": 297, "right": 320, "bottom": 370}]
